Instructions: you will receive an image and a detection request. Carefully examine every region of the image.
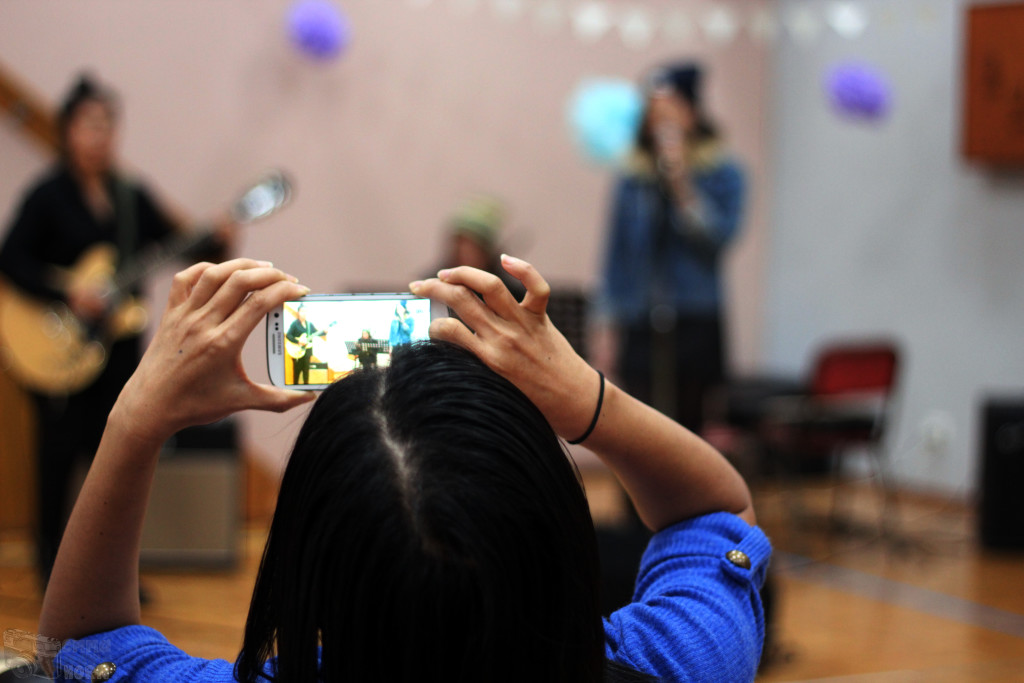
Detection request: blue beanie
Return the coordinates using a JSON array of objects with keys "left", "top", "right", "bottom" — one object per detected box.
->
[{"left": 646, "top": 62, "right": 702, "bottom": 106}]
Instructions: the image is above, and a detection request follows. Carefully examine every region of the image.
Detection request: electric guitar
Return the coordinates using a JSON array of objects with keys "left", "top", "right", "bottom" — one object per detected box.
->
[
  {"left": 0, "top": 170, "right": 292, "bottom": 395},
  {"left": 285, "top": 321, "right": 338, "bottom": 360}
]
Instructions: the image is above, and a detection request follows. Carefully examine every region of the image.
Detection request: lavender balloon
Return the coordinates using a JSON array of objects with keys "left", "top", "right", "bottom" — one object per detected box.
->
[
  {"left": 288, "top": 0, "right": 351, "bottom": 61},
  {"left": 825, "top": 62, "right": 892, "bottom": 122}
]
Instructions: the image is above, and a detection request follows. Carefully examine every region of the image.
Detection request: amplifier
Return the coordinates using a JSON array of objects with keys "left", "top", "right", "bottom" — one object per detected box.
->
[{"left": 139, "top": 420, "right": 240, "bottom": 567}]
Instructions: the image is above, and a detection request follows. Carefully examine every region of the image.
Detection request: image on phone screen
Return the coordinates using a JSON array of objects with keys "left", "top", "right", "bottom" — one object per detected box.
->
[{"left": 275, "top": 296, "right": 433, "bottom": 388}]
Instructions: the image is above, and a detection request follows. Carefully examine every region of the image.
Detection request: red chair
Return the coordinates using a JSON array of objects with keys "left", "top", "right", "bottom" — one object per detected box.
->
[{"left": 759, "top": 340, "right": 901, "bottom": 537}]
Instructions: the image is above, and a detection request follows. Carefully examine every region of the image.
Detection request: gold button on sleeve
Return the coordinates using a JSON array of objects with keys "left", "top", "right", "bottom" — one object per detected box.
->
[
  {"left": 92, "top": 661, "right": 117, "bottom": 682},
  {"left": 726, "top": 549, "right": 751, "bottom": 569}
]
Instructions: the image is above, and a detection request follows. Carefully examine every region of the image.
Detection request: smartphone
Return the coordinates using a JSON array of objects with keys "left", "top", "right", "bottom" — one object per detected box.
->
[{"left": 266, "top": 293, "right": 448, "bottom": 390}]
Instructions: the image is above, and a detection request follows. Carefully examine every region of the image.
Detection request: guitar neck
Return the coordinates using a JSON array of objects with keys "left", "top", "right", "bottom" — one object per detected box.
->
[{"left": 112, "top": 226, "right": 213, "bottom": 294}]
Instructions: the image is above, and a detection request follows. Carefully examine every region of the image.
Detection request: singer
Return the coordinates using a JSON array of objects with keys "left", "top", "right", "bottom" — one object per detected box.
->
[{"left": 594, "top": 61, "right": 745, "bottom": 434}]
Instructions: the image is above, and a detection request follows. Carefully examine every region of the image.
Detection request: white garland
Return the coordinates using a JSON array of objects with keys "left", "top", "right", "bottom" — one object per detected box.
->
[{"left": 384, "top": 0, "right": 942, "bottom": 49}]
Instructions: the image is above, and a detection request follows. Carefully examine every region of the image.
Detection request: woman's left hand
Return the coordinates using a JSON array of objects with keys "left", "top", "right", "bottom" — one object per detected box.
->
[
  {"left": 113, "top": 258, "right": 315, "bottom": 447},
  {"left": 410, "top": 256, "right": 598, "bottom": 441}
]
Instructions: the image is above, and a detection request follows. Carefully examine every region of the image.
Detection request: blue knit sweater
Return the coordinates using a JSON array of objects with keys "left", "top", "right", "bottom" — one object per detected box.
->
[{"left": 53, "top": 513, "right": 769, "bottom": 682}]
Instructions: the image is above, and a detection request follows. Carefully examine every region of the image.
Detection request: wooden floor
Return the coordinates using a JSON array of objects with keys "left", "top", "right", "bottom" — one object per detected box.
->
[
  {"left": 752, "top": 480, "right": 1024, "bottom": 682},
  {"left": 2, "top": 474, "right": 1023, "bottom": 680}
]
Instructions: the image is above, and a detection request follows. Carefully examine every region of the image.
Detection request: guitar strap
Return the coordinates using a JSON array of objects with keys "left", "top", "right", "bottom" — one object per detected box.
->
[{"left": 113, "top": 175, "right": 138, "bottom": 267}]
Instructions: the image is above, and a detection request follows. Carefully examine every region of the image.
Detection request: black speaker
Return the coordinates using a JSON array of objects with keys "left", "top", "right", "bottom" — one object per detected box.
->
[{"left": 979, "top": 397, "right": 1024, "bottom": 550}]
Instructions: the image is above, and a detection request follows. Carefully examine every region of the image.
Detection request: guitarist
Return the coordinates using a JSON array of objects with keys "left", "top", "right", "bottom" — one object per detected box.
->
[
  {"left": 0, "top": 74, "right": 232, "bottom": 586},
  {"left": 285, "top": 304, "right": 328, "bottom": 384}
]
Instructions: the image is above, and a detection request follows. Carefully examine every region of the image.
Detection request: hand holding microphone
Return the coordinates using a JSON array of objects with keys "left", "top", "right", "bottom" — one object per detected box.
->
[
  {"left": 653, "top": 123, "right": 698, "bottom": 214},
  {"left": 653, "top": 123, "right": 688, "bottom": 182}
]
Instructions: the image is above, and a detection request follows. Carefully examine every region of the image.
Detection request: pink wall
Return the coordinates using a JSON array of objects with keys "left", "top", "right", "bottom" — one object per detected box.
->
[{"left": 0, "top": 0, "right": 771, "bottom": 471}]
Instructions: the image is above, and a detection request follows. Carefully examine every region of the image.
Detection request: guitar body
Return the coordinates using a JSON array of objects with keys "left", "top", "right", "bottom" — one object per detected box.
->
[
  {"left": 0, "top": 244, "right": 148, "bottom": 396},
  {"left": 285, "top": 333, "right": 331, "bottom": 361},
  {"left": 285, "top": 335, "right": 312, "bottom": 360},
  {"left": 284, "top": 321, "right": 337, "bottom": 361}
]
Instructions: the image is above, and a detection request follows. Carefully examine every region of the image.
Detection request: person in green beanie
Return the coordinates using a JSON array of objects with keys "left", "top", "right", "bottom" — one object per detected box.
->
[{"left": 431, "top": 193, "right": 525, "bottom": 300}]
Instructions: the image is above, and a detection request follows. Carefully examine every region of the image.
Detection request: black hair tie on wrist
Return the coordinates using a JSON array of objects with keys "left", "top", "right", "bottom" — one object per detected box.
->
[{"left": 568, "top": 370, "right": 605, "bottom": 445}]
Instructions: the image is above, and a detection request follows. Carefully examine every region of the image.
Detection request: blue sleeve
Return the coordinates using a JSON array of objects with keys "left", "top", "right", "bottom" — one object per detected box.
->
[
  {"left": 669, "top": 161, "right": 746, "bottom": 257},
  {"left": 596, "top": 177, "right": 635, "bottom": 324},
  {"left": 53, "top": 625, "right": 243, "bottom": 682},
  {"left": 603, "top": 512, "right": 771, "bottom": 682}
]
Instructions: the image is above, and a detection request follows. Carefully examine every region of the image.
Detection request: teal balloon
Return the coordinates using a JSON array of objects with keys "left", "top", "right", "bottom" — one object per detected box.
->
[{"left": 567, "top": 79, "right": 643, "bottom": 166}]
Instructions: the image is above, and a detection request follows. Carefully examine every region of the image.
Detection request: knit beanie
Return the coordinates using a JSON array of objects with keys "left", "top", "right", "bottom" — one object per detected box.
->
[
  {"left": 645, "top": 62, "right": 703, "bottom": 106},
  {"left": 449, "top": 194, "right": 505, "bottom": 253}
]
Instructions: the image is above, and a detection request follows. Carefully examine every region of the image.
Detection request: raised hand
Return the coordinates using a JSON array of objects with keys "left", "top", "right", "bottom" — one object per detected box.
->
[
  {"left": 41, "top": 258, "right": 316, "bottom": 642},
  {"left": 115, "top": 258, "right": 315, "bottom": 447},
  {"left": 410, "top": 255, "right": 600, "bottom": 441}
]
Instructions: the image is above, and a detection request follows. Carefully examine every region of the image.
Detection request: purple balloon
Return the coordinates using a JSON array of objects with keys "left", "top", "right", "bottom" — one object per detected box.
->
[
  {"left": 288, "top": 0, "right": 351, "bottom": 61},
  {"left": 825, "top": 62, "right": 892, "bottom": 121}
]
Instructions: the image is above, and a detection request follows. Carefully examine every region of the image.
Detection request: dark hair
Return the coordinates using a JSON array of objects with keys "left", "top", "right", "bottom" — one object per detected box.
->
[
  {"left": 635, "top": 101, "right": 718, "bottom": 161},
  {"left": 237, "top": 341, "right": 632, "bottom": 682},
  {"left": 636, "top": 61, "right": 718, "bottom": 153},
  {"left": 56, "top": 74, "right": 118, "bottom": 157}
]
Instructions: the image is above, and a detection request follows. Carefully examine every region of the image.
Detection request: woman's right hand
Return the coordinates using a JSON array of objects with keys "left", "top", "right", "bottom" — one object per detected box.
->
[
  {"left": 410, "top": 255, "right": 601, "bottom": 442},
  {"left": 41, "top": 259, "right": 317, "bottom": 643},
  {"left": 113, "top": 258, "right": 316, "bottom": 448}
]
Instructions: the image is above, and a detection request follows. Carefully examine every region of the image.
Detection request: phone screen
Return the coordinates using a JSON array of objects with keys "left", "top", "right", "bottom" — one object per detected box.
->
[{"left": 276, "top": 296, "right": 433, "bottom": 387}]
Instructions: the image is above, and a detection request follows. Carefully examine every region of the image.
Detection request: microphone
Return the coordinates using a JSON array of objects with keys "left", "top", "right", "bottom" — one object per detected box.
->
[{"left": 653, "top": 124, "right": 685, "bottom": 179}]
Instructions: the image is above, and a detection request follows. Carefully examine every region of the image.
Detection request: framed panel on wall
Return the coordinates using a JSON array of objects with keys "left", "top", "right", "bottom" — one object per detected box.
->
[{"left": 962, "top": 3, "right": 1024, "bottom": 165}]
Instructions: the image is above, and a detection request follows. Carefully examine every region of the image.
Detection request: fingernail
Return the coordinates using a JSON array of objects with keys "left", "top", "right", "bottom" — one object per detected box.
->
[
  {"left": 258, "top": 260, "right": 274, "bottom": 267},
  {"left": 501, "top": 254, "right": 520, "bottom": 264},
  {"left": 287, "top": 274, "right": 299, "bottom": 283},
  {"left": 409, "top": 281, "right": 423, "bottom": 293},
  {"left": 437, "top": 269, "right": 452, "bottom": 280},
  {"left": 298, "top": 286, "right": 311, "bottom": 296}
]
